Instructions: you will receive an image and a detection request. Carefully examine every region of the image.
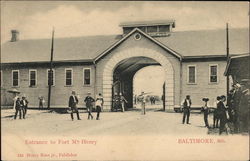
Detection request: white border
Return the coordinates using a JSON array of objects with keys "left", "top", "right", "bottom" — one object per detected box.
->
[
  {"left": 187, "top": 65, "right": 197, "bottom": 84},
  {"left": 29, "top": 69, "right": 37, "bottom": 87},
  {"left": 83, "top": 68, "right": 91, "bottom": 86},
  {"left": 65, "top": 68, "right": 73, "bottom": 86},
  {"left": 209, "top": 64, "right": 219, "bottom": 84},
  {"left": 47, "top": 69, "right": 55, "bottom": 86},
  {"left": 12, "top": 70, "right": 19, "bottom": 87}
]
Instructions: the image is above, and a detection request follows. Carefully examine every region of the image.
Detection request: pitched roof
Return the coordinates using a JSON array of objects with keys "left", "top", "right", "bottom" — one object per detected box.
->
[
  {"left": 155, "top": 28, "right": 249, "bottom": 57},
  {"left": 1, "top": 28, "right": 248, "bottom": 64},
  {"left": 1, "top": 35, "right": 121, "bottom": 63}
]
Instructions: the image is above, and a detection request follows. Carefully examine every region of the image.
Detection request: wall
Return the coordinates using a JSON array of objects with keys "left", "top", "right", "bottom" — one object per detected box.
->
[
  {"left": 1, "top": 64, "right": 95, "bottom": 108},
  {"left": 181, "top": 61, "right": 227, "bottom": 107}
]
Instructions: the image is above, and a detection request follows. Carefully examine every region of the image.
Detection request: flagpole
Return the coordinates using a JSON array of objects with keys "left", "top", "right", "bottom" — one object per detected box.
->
[
  {"left": 47, "top": 27, "right": 55, "bottom": 109},
  {"left": 226, "top": 23, "right": 230, "bottom": 99}
]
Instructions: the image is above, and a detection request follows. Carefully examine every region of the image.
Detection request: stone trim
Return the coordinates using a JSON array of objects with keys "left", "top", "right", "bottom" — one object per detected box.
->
[{"left": 102, "top": 47, "right": 175, "bottom": 110}]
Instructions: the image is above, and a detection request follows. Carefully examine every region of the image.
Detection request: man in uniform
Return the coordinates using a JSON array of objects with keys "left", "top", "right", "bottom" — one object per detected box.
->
[
  {"left": 68, "top": 91, "right": 81, "bottom": 121},
  {"left": 84, "top": 92, "right": 95, "bottom": 119},
  {"left": 182, "top": 95, "right": 192, "bottom": 124},
  {"left": 20, "top": 95, "right": 29, "bottom": 119}
]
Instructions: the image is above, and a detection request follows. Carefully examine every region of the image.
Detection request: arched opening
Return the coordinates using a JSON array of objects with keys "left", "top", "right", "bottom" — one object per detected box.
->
[
  {"left": 112, "top": 57, "right": 165, "bottom": 111},
  {"left": 102, "top": 47, "right": 174, "bottom": 111}
]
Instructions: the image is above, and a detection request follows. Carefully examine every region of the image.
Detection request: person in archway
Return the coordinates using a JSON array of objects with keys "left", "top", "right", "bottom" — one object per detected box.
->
[
  {"left": 182, "top": 95, "right": 192, "bottom": 124},
  {"left": 84, "top": 92, "right": 95, "bottom": 120},
  {"left": 95, "top": 93, "right": 104, "bottom": 120},
  {"left": 119, "top": 93, "right": 128, "bottom": 112},
  {"left": 139, "top": 92, "right": 146, "bottom": 115},
  {"left": 68, "top": 91, "right": 81, "bottom": 121},
  {"left": 113, "top": 92, "right": 120, "bottom": 112}
]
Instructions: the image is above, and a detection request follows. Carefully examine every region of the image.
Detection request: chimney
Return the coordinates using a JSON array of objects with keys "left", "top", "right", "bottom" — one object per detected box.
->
[{"left": 10, "top": 30, "right": 19, "bottom": 42}]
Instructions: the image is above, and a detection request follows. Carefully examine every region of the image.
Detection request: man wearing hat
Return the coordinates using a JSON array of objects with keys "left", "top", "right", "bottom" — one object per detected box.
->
[
  {"left": 68, "top": 91, "right": 81, "bottom": 121},
  {"left": 14, "top": 97, "right": 22, "bottom": 120},
  {"left": 213, "top": 96, "right": 221, "bottom": 128},
  {"left": 84, "top": 92, "right": 95, "bottom": 120},
  {"left": 182, "top": 95, "right": 192, "bottom": 124},
  {"left": 20, "top": 95, "right": 29, "bottom": 119},
  {"left": 202, "top": 97, "right": 210, "bottom": 128},
  {"left": 217, "top": 95, "right": 228, "bottom": 135}
]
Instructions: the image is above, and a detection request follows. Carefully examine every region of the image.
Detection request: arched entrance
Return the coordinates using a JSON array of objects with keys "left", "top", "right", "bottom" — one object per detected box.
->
[{"left": 102, "top": 47, "right": 174, "bottom": 110}]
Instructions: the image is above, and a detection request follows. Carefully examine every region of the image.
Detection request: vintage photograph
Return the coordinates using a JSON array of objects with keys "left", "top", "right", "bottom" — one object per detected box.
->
[{"left": 1, "top": 1, "right": 249, "bottom": 160}]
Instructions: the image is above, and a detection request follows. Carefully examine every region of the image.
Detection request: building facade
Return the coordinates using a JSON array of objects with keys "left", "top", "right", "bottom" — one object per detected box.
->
[{"left": 1, "top": 20, "right": 249, "bottom": 110}]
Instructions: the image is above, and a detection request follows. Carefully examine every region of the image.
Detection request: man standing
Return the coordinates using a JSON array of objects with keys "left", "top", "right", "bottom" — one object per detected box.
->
[
  {"left": 14, "top": 97, "right": 22, "bottom": 120},
  {"left": 202, "top": 98, "right": 210, "bottom": 128},
  {"left": 119, "top": 93, "right": 128, "bottom": 112},
  {"left": 217, "top": 95, "right": 228, "bottom": 135},
  {"left": 182, "top": 95, "right": 192, "bottom": 124},
  {"left": 20, "top": 95, "right": 29, "bottom": 119},
  {"left": 213, "top": 96, "right": 221, "bottom": 128},
  {"left": 139, "top": 92, "right": 146, "bottom": 115},
  {"left": 84, "top": 92, "right": 95, "bottom": 120},
  {"left": 95, "top": 93, "right": 104, "bottom": 120},
  {"left": 68, "top": 91, "right": 81, "bottom": 121}
]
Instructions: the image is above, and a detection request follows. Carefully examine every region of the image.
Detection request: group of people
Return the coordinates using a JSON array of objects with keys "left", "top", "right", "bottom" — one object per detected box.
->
[
  {"left": 68, "top": 91, "right": 104, "bottom": 121},
  {"left": 112, "top": 92, "right": 128, "bottom": 112},
  {"left": 13, "top": 95, "right": 29, "bottom": 120},
  {"left": 181, "top": 79, "right": 249, "bottom": 135},
  {"left": 212, "top": 80, "right": 249, "bottom": 134}
]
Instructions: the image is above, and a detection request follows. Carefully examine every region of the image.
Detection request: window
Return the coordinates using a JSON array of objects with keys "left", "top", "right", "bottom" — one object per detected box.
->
[
  {"left": 65, "top": 68, "right": 73, "bottom": 86},
  {"left": 147, "top": 26, "right": 157, "bottom": 33},
  {"left": 12, "top": 70, "right": 19, "bottom": 87},
  {"left": 47, "top": 69, "right": 55, "bottom": 86},
  {"left": 83, "top": 68, "right": 91, "bottom": 85},
  {"left": 159, "top": 25, "right": 170, "bottom": 32},
  {"left": 187, "top": 65, "right": 196, "bottom": 84},
  {"left": 209, "top": 65, "right": 218, "bottom": 83},
  {"left": 29, "top": 69, "right": 37, "bottom": 87}
]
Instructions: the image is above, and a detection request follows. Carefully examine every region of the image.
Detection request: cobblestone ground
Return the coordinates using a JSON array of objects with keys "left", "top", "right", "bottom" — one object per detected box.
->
[{"left": 2, "top": 108, "right": 217, "bottom": 136}]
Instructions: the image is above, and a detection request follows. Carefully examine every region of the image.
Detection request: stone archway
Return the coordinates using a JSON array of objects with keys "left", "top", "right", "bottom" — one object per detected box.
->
[{"left": 102, "top": 47, "right": 174, "bottom": 110}]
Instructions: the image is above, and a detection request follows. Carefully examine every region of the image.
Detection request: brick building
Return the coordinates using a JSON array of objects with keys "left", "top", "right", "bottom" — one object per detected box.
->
[{"left": 1, "top": 20, "right": 249, "bottom": 110}]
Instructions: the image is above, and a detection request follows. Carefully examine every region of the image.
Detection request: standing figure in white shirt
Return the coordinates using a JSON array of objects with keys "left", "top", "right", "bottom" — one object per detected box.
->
[
  {"left": 182, "top": 95, "right": 192, "bottom": 124},
  {"left": 95, "top": 93, "right": 104, "bottom": 120}
]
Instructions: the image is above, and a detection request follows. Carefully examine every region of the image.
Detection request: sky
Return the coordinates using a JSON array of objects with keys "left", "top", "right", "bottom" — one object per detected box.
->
[
  {"left": 134, "top": 66, "right": 165, "bottom": 96},
  {"left": 1, "top": 1, "right": 249, "bottom": 43}
]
